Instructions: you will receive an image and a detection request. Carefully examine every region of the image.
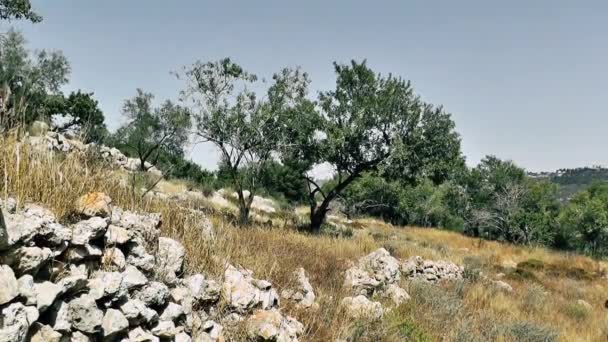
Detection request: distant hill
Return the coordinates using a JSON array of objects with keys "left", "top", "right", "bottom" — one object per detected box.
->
[{"left": 529, "top": 166, "right": 608, "bottom": 200}]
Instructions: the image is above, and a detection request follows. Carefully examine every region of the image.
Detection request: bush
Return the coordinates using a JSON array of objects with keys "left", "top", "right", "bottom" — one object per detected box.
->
[
  {"left": 503, "top": 321, "right": 558, "bottom": 342},
  {"left": 563, "top": 302, "right": 590, "bottom": 321},
  {"left": 462, "top": 256, "right": 484, "bottom": 282}
]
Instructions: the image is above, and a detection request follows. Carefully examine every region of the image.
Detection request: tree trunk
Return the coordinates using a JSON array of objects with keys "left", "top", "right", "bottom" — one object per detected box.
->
[
  {"left": 309, "top": 199, "right": 331, "bottom": 232},
  {"left": 236, "top": 190, "right": 253, "bottom": 226}
]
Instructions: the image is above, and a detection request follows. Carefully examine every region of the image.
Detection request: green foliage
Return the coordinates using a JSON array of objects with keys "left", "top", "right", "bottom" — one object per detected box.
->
[
  {"left": 563, "top": 302, "right": 590, "bottom": 321},
  {"left": 45, "top": 91, "right": 107, "bottom": 143},
  {"left": 0, "top": 29, "right": 70, "bottom": 130},
  {"left": 557, "top": 182, "right": 608, "bottom": 256},
  {"left": 110, "top": 89, "right": 192, "bottom": 172},
  {"left": 0, "top": 0, "right": 41, "bottom": 22},
  {"left": 502, "top": 321, "right": 558, "bottom": 342}
]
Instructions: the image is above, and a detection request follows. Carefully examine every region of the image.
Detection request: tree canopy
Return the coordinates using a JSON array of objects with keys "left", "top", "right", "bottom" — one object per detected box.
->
[{"left": 0, "top": 0, "right": 41, "bottom": 22}]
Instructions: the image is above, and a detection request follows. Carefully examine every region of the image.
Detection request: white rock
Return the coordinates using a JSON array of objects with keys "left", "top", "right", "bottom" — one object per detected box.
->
[
  {"left": 0, "top": 264, "right": 19, "bottom": 305},
  {"left": 1, "top": 246, "right": 53, "bottom": 276},
  {"left": 122, "top": 265, "right": 148, "bottom": 289},
  {"left": 48, "top": 300, "right": 71, "bottom": 332},
  {"left": 176, "top": 332, "right": 192, "bottom": 342},
  {"left": 156, "top": 237, "right": 185, "bottom": 284},
  {"left": 88, "top": 271, "right": 126, "bottom": 301},
  {"left": 102, "top": 308, "right": 129, "bottom": 338},
  {"left": 57, "top": 273, "right": 88, "bottom": 295},
  {"left": 383, "top": 284, "right": 410, "bottom": 305},
  {"left": 102, "top": 247, "right": 126, "bottom": 270},
  {"left": 128, "top": 327, "right": 160, "bottom": 342},
  {"left": 105, "top": 224, "right": 131, "bottom": 245},
  {"left": 343, "top": 265, "right": 380, "bottom": 296},
  {"left": 246, "top": 309, "right": 303, "bottom": 342},
  {"left": 187, "top": 274, "right": 221, "bottom": 303},
  {"left": 151, "top": 320, "right": 176, "bottom": 338},
  {"left": 0, "top": 303, "right": 39, "bottom": 342},
  {"left": 281, "top": 268, "right": 316, "bottom": 308},
  {"left": 577, "top": 299, "right": 592, "bottom": 311},
  {"left": 69, "top": 331, "right": 90, "bottom": 342},
  {"left": 222, "top": 265, "right": 262, "bottom": 313},
  {"left": 71, "top": 217, "right": 108, "bottom": 245},
  {"left": 68, "top": 294, "right": 104, "bottom": 334},
  {"left": 126, "top": 242, "right": 155, "bottom": 273},
  {"left": 492, "top": 280, "right": 513, "bottom": 293},
  {"left": 341, "top": 295, "right": 384, "bottom": 320},
  {"left": 75, "top": 192, "right": 112, "bottom": 218},
  {"left": 34, "top": 281, "right": 62, "bottom": 313},
  {"left": 30, "top": 323, "right": 63, "bottom": 342},
  {"left": 120, "top": 299, "right": 158, "bottom": 326},
  {"left": 159, "top": 302, "right": 185, "bottom": 322},
  {"left": 136, "top": 281, "right": 170, "bottom": 307}
]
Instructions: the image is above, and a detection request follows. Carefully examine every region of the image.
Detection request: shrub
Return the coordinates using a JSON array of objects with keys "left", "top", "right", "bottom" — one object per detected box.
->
[
  {"left": 462, "top": 256, "right": 484, "bottom": 282},
  {"left": 503, "top": 321, "right": 558, "bottom": 342},
  {"left": 563, "top": 302, "right": 590, "bottom": 321},
  {"left": 521, "top": 284, "right": 547, "bottom": 313}
]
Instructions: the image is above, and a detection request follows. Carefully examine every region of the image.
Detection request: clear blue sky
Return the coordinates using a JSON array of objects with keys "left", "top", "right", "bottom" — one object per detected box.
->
[{"left": 9, "top": 0, "right": 608, "bottom": 172}]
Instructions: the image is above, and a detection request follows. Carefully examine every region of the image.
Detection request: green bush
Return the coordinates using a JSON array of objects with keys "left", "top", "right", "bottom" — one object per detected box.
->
[{"left": 503, "top": 321, "right": 558, "bottom": 342}]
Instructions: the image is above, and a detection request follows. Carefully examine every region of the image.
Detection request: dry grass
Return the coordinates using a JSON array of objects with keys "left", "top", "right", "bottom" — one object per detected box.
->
[{"left": 1, "top": 133, "right": 608, "bottom": 341}]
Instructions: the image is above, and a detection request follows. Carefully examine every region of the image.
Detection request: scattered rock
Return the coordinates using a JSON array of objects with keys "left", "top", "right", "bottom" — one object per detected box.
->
[
  {"left": 102, "top": 308, "right": 129, "bottom": 339},
  {"left": 341, "top": 295, "right": 384, "bottom": 320},
  {"left": 1, "top": 246, "right": 53, "bottom": 276},
  {"left": 0, "top": 302, "right": 39, "bottom": 342},
  {"left": 247, "top": 309, "right": 303, "bottom": 342},
  {"left": 492, "top": 280, "right": 513, "bottom": 293},
  {"left": 136, "top": 281, "right": 170, "bottom": 307},
  {"left": 105, "top": 225, "right": 131, "bottom": 245},
  {"left": 401, "top": 256, "right": 463, "bottom": 283},
  {"left": 68, "top": 294, "right": 104, "bottom": 334},
  {"left": 383, "top": 284, "right": 410, "bottom": 305},
  {"left": 156, "top": 237, "right": 185, "bottom": 284},
  {"left": 102, "top": 247, "right": 127, "bottom": 270},
  {"left": 281, "top": 267, "right": 316, "bottom": 308},
  {"left": 34, "top": 281, "right": 62, "bottom": 313},
  {"left": 70, "top": 217, "right": 108, "bottom": 245},
  {"left": 30, "top": 323, "right": 63, "bottom": 342}
]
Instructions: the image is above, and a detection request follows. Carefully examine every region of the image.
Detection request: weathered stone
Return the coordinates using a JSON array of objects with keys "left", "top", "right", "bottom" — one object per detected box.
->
[
  {"left": 341, "top": 295, "right": 384, "bottom": 320},
  {"left": 492, "top": 280, "right": 513, "bottom": 293},
  {"left": 176, "top": 332, "right": 192, "bottom": 342},
  {"left": 30, "top": 323, "right": 63, "bottom": 342},
  {"left": 156, "top": 237, "right": 185, "bottom": 284},
  {"left": 247, "top": 309, "right": 303, "bottom": 342},
  {"left": 151, "top": 320, "right": 176, "bottom": 338},
  {"left": 57, "top": 273, "right": 88, "bottom": 296},
  {"left": 102, "top": 308, "right": 129, "bottom": 339},
  {"left": 383, "top": 284, "right": 410, "bottom": 305},
  {"left": 126, "top": 242, "right": 155, "bottom": 273},
  {"left": 68, "top": 294, "right": 104, "bottom": 334},
  {"left": 48, "top": 300, "right": 71, "bottom": 332},
  {"left": 122, "top": 265, "right": 148, "bottom": 289},
  {"left": 69, "top": 331, "right": 90, "bottom": 342},
  {"left": 76, "top": 192, "right": 112, "bottom": 218},
  {"left": 34, "top": 281, "right": 62, "bottom": 313},
  {"left": 222, "top": 265, "right": 262, "bottom": 313},
  {"left": 102, "top": 247, "right": 126, "bottom": 270},
  {"left": 0, "top": 303, "right": 39, "bottom": 342},
  {"left": 188, "top": 274, "right": 220, "bottom": 303},
  {"left": 128, "top": 327, "right": 160, "bottom": 342},
  {"left": 120, "top": 299, "right": 159, "bottom": 326},
  {"left": 71, "top": 217, "right": 108, "bottom": 245},
  {"left": 136, "top": 281, "right": 170, "bottom": 307},
  {"left": 281, "top": 268, "right": 316, "bottom": 308},
  {"left": 1, "top": 246, "right": 53, "bottom": 276},
  {"left": 0, "top": 264, "right": 19, "bottom": 305},
  {"left": 343, "top": 265, "right": 380, "bottom": 296},
  {"left": 65, "top": 244, "right": 103, "bottom": 262},
  {"left": 159, "top": 302, "right": 184, "bottom": 322},
  {"left": 113, "top": 210, "right": 161, "bottom": 247},
  {"left": 88, "top": 271, "right": 126, "bottom": 301},
  {"left": 105, "top": 224, "right": 131, "bottom": 245},
  {"left": 17, "top": 274, "right": 36, "bottom": 305}
]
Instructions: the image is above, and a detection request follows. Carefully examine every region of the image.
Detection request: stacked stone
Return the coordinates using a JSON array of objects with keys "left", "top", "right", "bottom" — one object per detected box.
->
[
  {"left": 400, "top": 256, "right": 464, "bottom": 283},
  {"left": 0, "top": 193, "right": 304, "bottom": 342}
]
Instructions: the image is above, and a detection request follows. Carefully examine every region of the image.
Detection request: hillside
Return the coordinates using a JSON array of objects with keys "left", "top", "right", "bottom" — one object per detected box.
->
[
  {"left": 1, "top": 132, "right": 607, "bottom": 341},
  {"left": 530, "top": 167, "right": 608, "bottom": 200}
]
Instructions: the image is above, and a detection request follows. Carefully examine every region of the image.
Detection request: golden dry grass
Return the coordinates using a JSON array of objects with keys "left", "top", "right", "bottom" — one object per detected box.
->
[{"left": 1, "top": 133, "right": 608, "bottom": 341}]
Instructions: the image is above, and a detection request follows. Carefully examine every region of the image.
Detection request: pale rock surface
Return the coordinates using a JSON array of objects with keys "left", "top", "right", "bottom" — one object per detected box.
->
[
  {"left": 30, "top": 323, "right": 63, "bottom": 342},
  {"left": 281, "top": 267, "right": 316, "bottom": 308},
  {"left": 341, "top": 295, "right": 384, "bottom": 320},
  {"left": 68, "top": 294, "right": 104, "bottom": 334},
  {"left": 0, "top": 302, "right": 39, "bottom": 342},
  {"left": 156, "top": 237, "right": 185, "bottom": 284},
  {"left": 76, "top": 192, "right": 112, "bottom": 218},
  {"left": 102, "top": 308, "right": 129, "bottom": 338},
  {"left": 246, "top": 309, "right": 303, "bottom": 342},
  {"left": 0, "top": 264, "right": 19, "bottom": 305}
]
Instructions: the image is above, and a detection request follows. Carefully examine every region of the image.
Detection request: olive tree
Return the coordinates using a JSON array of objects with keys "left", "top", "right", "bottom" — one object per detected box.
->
[
  {"left": 111, "top": 89, "right": 191, "bottom": 172},
  {"left": 278, "top": 61, "right": 463, "bottom": 231},
  {"left": 0, "top": 0, "right": 41, "bottom": 22},
  {"left": 177, "top": 58, "right": 280, "bottom": 225}
]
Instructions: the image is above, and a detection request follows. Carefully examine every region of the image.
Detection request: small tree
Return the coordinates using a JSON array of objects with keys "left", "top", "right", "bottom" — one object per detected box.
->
[
  {"left": 112, "top": 89, "right": 191, "bottom": 172},
  {"left": 0, "top": 0, "right": 41, "bottom": 22},
  {"left": 278, "top": 60, "right": 462, "bottom": 231},
  {"left": 44, "top": 91, "right": 107, "bottom": 143},
  {"left": 177, "top": 58, "right": 280, "bottom": 225}
]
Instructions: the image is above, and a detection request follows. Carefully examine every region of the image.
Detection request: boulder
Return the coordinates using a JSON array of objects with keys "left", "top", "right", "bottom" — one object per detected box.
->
[
  {"left": 341, "top": 295, "right": 384, "bottom": 320},
  {"left": 88, "top": 271, "right": 127, "bottom": 301},
  {"left": 358, "top": 248, "right": 400, "bottom": 284},
  {"left": 1, "top": 246, "right": 53, "bottom": 276},
  {"left": 159, "top": 302, "right": 184, "bottom": 322},
  {"left": 0, "top": 264, "right": 19, "bottom": 305},
  {"left": 70, "top": 217, "right": 108, "bottom": 245},
  {"left": 187, "top": 274, "right": 221, "bottom": 304},
  {"left": 102, "top": 308, "right": 129, "bottom": 339},
  {"left": 68, "top": 294, "right": 104, "bottom": 334},
  {"left": 383, "top": 284, "right": 410, "bottom": 305},
  {"left": 105, "top": 225, "right": 132, "bottom": 245},
  {"left": 122, "top": 265, "right": 148, "bottom": 290},
  {"left": 492, "top": 280, "right": 513, "bottom": 293},
  {"left": 246, "top": 309, "right": 303, "bottom": 342},
  {"left": 102, "top": 247, "right": 127, "bottom": 270},
  {"left": 151, "top": 320, "right": 176, "bottom": 338},
  {"left": 0, "top": 303, "right": 39, "bottom": 342},
  {"left": 76, "top": 192, "right": 112, "bottom": 218},
  {"left": 120, "top": 299, "right": 159, "bottom": 326},
  {"left": 281, "top": 268, "right": 316, "bottom": 308},
  {"left": 128, "top": 327, "right": 160, "bottom": 342},
  {"left": 126, "top": 242, "right": 155, "bottom": 273},
  {"left": 135, "top": 281, "right": 170, "bottom": 307},
  {"left": 222, "top": 265, "right": 278, "bottom": 313},
  {"left": 34, "top": 281, "right": 62, "bottom": 313},
  {"left": 30, "top": 323, "right": 63, "bottom": 342},
  {"left": 156, "top": 237, "right": 185, "bottom": 284},
  {"left": 343, "top": 265, "right": 380, "bottom": 296},
  {"left": 48, "top": 300, "right": 71, "bottom": 332}
]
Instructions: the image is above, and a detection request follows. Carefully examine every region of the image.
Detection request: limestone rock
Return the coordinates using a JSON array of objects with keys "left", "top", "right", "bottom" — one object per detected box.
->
[
  {"left": 126, "top": 242, "right": 155, "bottom": 273},
  {"left": 341, "top": 295, "right": 384, "bottom": 320},
  {"left": 70, "top": 217, "right": 108, "bottom": 245},
  {"left": 156, "top": 237, "right": 185, "bottom": 284},
  {"left": 122, "top": 265, "right": 148, "bottom": 290},
  {"left": 102, "top": 308, "right": 129, "bottom": 339},
  {"left": 120, "top": 299, "right": 159, "bottom": 326},
  {"left": 76, "top": 192, "right": 112, "bottom": 218},
  {"left": 0, "top": 264, "right": 19, "bottom": 305},
  {"left": 34, "top": 281, "right": 62, "bottom": 313},
  {"left": 105, "top": 224, "right": 131, "bottom": 245},
  {"left": 281, "top": 268, "right": 316, "bottom": 308},
  {"left": 159, "top": 302, "right": 184, "bottom": 322},
  {"left": 222, "top": 265, "right": 278, "bottom": 313},
  {"left": 343, "top": 265, "right": 380, "bottom": 296},
  {"left": 102, "top": 247, "right": 126, "bottom": 270},
  {"left": 246, "top": 309, "right": 303, "bottom": 342},
  {"left": 136, "top": 281, "right": 170, "bottom": 307},
  {"left": 128, "top": 327, "right": 160, "bottom": 342},
  {"left": 188, "top": 274, "right": 220, "bottom": 303},
  {"left": 151, "top": 320, "right": 176, "bottom": 338},
  {"left": 383, "top": 284, "right": 410, "bottom": 305},
  {"left": 68, "top": 294, "right": 103, "bottom": 334},
  {"left": 30, "top": 323, "right": 63, "bottom": 342},
  {"left": 401, "top": 256, "right": 463, "bottom": 283},
  {"left": 48, "top": 300, "right": 71, "bottom": 332},
  {"left": 1, "top": 246, "right": 53, "bottom": 276},
  {"left": 0, "top": 303, "right": 39, "bottom": 342},
  {"left": 492, "top": 280, "right": 513, "bottom": 293}
]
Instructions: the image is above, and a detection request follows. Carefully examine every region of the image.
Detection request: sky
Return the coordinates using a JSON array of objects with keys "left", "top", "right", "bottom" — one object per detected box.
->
[{"left": 7, "top": 0, "right": 608, "bottom": 172}]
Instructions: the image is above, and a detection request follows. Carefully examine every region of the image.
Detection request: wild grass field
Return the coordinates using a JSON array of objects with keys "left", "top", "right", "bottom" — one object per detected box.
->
[{"left": 1, "top": 134, "right": 607, "bottom": 341}]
